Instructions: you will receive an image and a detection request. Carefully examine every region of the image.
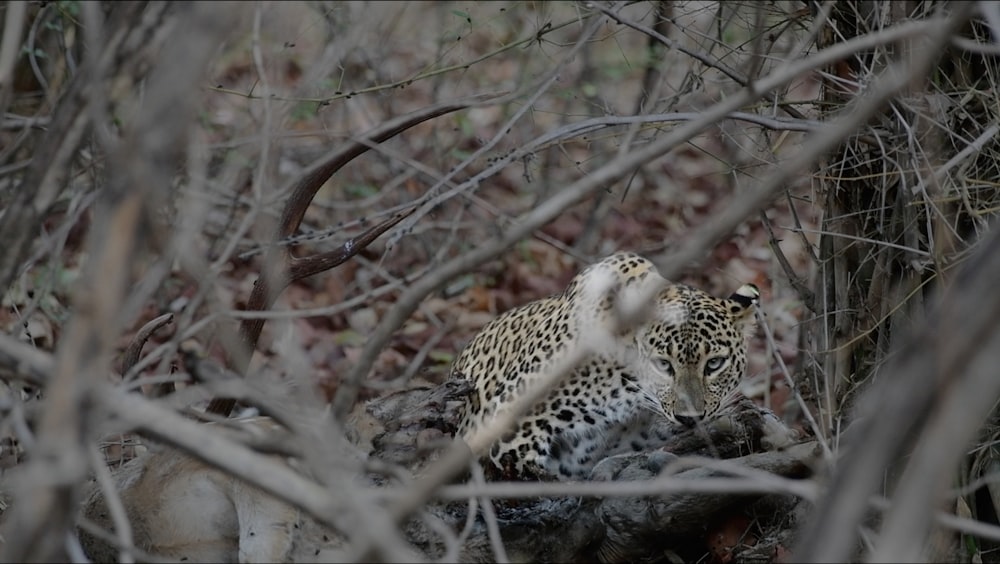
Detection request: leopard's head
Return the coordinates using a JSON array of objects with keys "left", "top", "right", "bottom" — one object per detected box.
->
[{"left": 636, "top": 282, "right": 760, "bottom": 426}]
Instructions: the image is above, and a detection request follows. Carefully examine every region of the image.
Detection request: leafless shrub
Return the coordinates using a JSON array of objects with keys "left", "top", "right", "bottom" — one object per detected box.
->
[{"left": 1, "top": 1, "right": 998, "bottom": 562}]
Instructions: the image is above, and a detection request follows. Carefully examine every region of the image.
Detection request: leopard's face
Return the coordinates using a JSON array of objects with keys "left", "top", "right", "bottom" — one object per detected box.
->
[{"left": 636, "top": 283, "right": 760, "bottom": 426}]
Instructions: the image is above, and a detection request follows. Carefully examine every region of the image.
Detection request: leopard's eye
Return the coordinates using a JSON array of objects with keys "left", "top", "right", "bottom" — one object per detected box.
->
[
  {"left": 656, "top": 357, "right": 674, "bottom": 375},
  {"left": 705, "top": 356, "right": 726, "bottom": 373}
]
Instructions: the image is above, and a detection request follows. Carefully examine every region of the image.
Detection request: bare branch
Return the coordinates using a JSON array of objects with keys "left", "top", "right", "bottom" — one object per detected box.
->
[{"left": 591, "top": 2, "right": 811, "bottom": 120}]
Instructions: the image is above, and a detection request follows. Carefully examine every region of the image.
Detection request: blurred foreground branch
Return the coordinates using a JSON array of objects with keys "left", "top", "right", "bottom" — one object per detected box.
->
[
  {"left": 794, "top": 218, "right": 1000, "bottom": 561},
  {"left": 0, "top": 3, "right": 234, "bottom": 560}
]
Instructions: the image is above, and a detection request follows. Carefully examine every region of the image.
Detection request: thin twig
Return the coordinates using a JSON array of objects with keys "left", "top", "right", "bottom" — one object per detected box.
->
[
  {"left": 86, "top": 444, "right": 135, "bottom": 564},
  {"left": 759, "top": 212, "right": 817, "bottom": 311},
  {"left": 753, "top": 304, "right": 829, "bottom": 458},
  {"left": 470, "top": 463, "right": 509, "bottom": 564},
  {"left": 206, "top": 13, "right": 587, "bottom": 105},
  {"left": 591, "top": 2, "right": 811, "bottom": 121},
  {"left": 391, "top": 10, "right": 613, "bottom": 247}
]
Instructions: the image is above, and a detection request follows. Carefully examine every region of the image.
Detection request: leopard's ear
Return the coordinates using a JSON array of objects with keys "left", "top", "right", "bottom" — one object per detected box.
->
[{"left": 726, "top": 283, "right": 760, "bottom": 319}]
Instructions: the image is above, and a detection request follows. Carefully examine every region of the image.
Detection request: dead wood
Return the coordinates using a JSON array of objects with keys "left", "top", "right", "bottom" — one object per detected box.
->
[
  {"left": 355, "top": 379, "right": 817, "bottom": 563},
  {"left": 437, "top": 442, "right": 815, "bottom": 564}
]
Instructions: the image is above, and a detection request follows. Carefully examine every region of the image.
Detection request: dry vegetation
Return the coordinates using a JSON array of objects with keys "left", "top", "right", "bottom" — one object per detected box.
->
[{"left": 0, "top": 1, "right": 999, "bottom": 562}]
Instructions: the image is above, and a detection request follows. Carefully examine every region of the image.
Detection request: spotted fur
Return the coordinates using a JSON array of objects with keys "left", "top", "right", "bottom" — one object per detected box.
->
[{"left": 452, "top": 251, "right": 759, "bottom": 480}]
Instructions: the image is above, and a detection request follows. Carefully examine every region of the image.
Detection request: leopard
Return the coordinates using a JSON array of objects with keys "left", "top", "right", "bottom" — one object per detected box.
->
[{"left": 452, "top": 251, "right": 760, "bottom": 480}]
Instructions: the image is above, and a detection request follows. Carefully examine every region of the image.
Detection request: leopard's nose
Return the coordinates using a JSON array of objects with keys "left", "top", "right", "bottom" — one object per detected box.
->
[{"left": 675, "top": 414, "right": 702, "bottom": 428}]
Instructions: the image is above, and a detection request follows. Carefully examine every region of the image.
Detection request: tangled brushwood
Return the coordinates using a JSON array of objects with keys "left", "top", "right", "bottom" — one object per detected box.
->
[{"left": 2, "top": 2, "right": 1000, "bottom": 563}]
